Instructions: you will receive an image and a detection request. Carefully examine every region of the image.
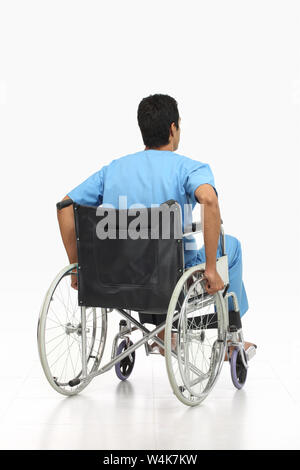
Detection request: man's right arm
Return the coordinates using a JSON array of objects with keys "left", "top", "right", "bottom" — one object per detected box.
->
[
  {"left": 194, "top": 183, "right": 225, "bottom": 294},
  {"left": 57, "top": 195, "right": 78, "bottom": 289},
  {"left": 57, "top": 168, "right": 105, "bottom": 290}
]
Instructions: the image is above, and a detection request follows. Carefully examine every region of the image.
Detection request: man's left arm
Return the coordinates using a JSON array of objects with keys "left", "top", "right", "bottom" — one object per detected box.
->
[{"left": 184, "top": 159, "right": 224, "bottom": 294}]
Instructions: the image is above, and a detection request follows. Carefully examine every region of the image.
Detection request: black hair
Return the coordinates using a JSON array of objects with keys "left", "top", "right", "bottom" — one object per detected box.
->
[{"left": 137, "top": 94, "right": 179, "bottom": 148}]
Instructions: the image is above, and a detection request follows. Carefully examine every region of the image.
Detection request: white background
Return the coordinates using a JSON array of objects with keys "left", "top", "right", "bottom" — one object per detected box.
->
[{"left": 0, "top": 0, "right": 299, "bottom": 450}]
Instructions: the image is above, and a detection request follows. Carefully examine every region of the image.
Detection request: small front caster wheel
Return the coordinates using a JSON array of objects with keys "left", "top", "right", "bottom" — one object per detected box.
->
[
  {"left": 115, "top": 339, "right": 135, "bottom": 381},
  {"left": 230, "top": 348, "right": 248, "bottom": 389}
]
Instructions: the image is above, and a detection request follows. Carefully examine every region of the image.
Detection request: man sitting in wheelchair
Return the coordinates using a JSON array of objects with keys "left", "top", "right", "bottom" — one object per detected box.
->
[{"left": 38, "top": 93, "right": 256, "bottom": 406}]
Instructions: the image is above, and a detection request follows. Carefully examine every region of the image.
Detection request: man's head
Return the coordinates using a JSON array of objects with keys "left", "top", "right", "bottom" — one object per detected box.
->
[{"left": 137, "top": 94, "right": 181, "bottom": 151}]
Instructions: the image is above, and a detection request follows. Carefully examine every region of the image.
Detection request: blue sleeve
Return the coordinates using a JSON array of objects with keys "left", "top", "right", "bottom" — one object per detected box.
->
[
  {"left": 184, "top": 159, "right": 218, "bottom": 204},
  {"left": 67, "top": 167, "right": 106, "bottom": 206}
]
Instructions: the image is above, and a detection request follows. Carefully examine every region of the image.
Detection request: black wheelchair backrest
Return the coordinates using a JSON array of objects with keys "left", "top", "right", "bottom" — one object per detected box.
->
[{"left": 73, "top": 200, "right": 184, "bottom": 312}]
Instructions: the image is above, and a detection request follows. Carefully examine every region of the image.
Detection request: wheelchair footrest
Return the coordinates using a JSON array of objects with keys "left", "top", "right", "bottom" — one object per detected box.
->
[
  {"left": 146, "top": 341, "right": 162, "bottom": 355},
  {"left": 149, "top": 349, "right": 161, "bottom": 355},
  {"left": 245, "top": 345, "right": 257, "bottom": 362}
]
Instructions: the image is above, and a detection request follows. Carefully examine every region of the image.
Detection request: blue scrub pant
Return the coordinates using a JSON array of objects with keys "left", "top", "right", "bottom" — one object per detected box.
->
[{"left": 190, "top": 234, "right": 249, "bottom": 317}]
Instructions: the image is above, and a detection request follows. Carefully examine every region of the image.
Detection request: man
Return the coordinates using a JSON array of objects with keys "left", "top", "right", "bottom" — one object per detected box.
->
[{"left": 57, "top": 93, "right": 255, "bottom": 356}]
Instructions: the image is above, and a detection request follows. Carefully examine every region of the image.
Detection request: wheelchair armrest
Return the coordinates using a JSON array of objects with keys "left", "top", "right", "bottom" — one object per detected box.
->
[
  {"left": 183, "top": 221, "right": 202, "bottom": 237},
  {"left": 56, "top": 198, "right": 74, "bottom": 211},
  {"left": 184, "top": 219, "right": 226, "bottom": 256}
]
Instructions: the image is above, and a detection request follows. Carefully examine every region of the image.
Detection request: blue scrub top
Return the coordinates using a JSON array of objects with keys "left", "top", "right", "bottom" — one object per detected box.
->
[{"left": 67, "top": 149, "right": 217, "bottom": 267}]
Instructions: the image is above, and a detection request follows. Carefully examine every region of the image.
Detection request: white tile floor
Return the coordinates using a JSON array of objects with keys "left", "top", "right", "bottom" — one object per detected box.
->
[{"left": 1, "top": 303, "right": 300, "bottom": 450}]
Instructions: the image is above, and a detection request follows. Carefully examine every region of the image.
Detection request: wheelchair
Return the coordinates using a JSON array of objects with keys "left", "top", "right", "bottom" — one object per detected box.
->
[{"left": 37, "top": 199, "right": 256, "bottom": 407}]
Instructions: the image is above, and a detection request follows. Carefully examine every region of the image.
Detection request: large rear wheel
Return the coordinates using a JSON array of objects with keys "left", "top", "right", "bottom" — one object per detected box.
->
[{"left": 165, "top": 266, "right": 227, "bottom": 406}]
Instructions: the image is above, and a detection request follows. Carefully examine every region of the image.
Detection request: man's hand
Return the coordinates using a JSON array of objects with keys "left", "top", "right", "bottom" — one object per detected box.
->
[{"left": 203, "top": 267, "right": 224, "bottom": 294}]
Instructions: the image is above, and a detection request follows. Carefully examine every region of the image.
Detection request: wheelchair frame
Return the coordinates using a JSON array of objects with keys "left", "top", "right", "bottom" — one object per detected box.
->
[{"left": 38, "top": 201, "right": 256, "bottom": 406}]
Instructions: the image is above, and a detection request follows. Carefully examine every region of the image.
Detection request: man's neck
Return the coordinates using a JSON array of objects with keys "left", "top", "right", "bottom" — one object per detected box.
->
[{"left": 145, "top": 144, "right": 174, "bottom": 151}]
